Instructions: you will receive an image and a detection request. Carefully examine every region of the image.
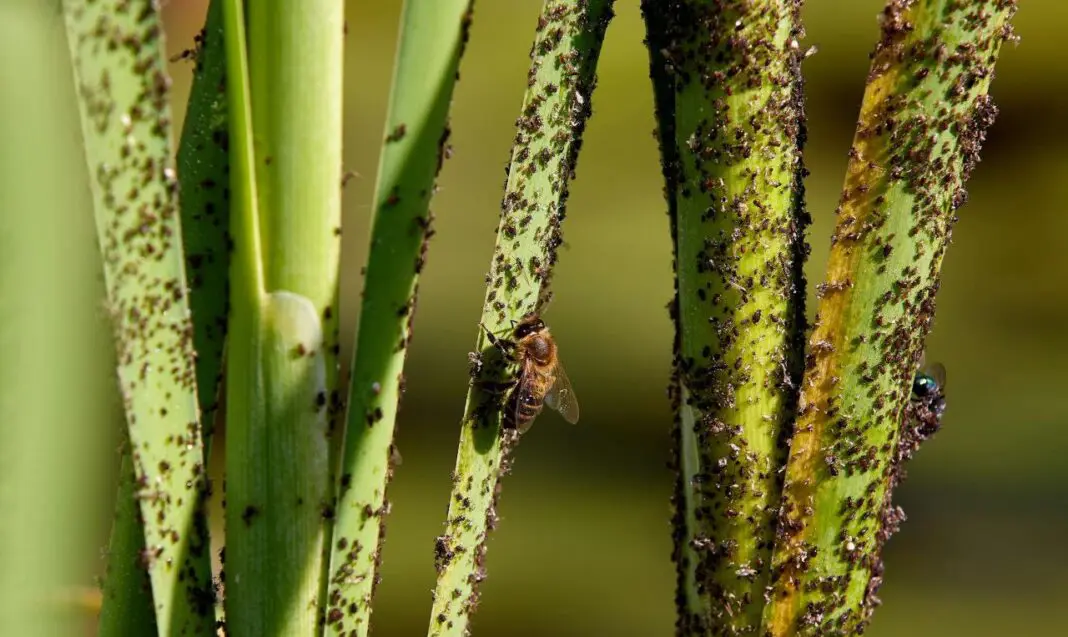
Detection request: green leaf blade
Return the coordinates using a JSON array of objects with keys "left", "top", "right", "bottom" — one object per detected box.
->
[
  {"left": 324, "top": 1, "right": 473, "bottom": 635},
  {"left": 61, "top": 1, "right": 215, "bottom": 634}
]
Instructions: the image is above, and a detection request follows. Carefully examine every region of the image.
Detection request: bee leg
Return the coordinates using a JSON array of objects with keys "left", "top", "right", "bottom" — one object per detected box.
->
[
  {"left": 479, "top": 322, "right": 517, "bottom": 360},
  {"left": 477, "top": 378, "right": 518, "bottom": 396}
]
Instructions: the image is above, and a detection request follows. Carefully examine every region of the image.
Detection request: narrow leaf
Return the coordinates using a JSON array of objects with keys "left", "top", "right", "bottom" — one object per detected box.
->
[
  {"left": 61, "top": 0, "right": 216, "bottom": 633},
  {"left": 324, "top": 1, "right": 474, "bottom": 634},
  {"left": 223, "top": 1, "right": 344, "bottom": 634}
]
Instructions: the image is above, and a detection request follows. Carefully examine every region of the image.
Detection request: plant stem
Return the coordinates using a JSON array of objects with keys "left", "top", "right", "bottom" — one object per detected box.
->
[
  {"left": 763, "top": 2, "right": 1017, "bottom": 635},
  {"left": 323, "top": 1, "right": 473, "bottom": 634},
  {"left": 642, "top": 2, "right": 809, "bottom": 634},
  {"left": 0, "top": 4, "right": 114, "bottom": 634},
  {"left": 247, "top": 1, "right": 344, "bottom": 377},
  {"left": 223, "top": 0, "right": 344, "bottom": 634},
  {"left": 218, "top": 0, "right": 267, "bottom": 631},
  {"left": 427, "top": 2, "right": 614, "bottom": 636},
  {"left": 61, "top": 1, "right": 216, "bottom": 634}
]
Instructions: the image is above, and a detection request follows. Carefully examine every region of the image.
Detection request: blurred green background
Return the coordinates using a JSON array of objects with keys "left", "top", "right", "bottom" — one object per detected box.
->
[{"left": 144, "top": 0, "right": 1068, "bottom": 635}]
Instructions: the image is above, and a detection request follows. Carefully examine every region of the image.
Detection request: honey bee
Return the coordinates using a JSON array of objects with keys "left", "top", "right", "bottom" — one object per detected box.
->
[{"left": 481, "top": 313, "right": 580, "bottom": 433}]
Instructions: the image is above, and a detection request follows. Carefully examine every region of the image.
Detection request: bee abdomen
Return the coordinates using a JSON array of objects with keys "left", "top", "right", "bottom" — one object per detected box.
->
[{"left": 505, "top": 391, "right": 544, "bottom": 431}]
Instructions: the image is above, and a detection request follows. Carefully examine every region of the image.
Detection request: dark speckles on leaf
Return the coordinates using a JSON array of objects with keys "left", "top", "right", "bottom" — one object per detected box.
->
[
  {"left": 644, "top": 0, "right": 813, "bottom": 632},
  {"left": 71, "top": 0, "right": 215, "bottom": 629},
  {"left": 241, "top": 505, "right": 260, "bottom": 526},
  {"left": 385, "top": 123, "right": 407, "bottom": 142}
]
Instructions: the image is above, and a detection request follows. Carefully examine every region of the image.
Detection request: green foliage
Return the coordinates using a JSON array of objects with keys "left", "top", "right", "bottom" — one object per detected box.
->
[
  {"left": 177, "top": 0, "right": 230, "bottom": 448},
  {"left": 97, "top": 5, "right": 230, "bottom": 630},
  {"left": 221, "top": 0, "right": 343, "bottom": 634},
  {"left": 97, "top": 450, "right": 157, "bottom": 636},
  {"left": 0, "top": 4, "right": 113, "bottom": 635},
  {"left": 40, "top": 0, "right": 1020, "bottom": 635}
]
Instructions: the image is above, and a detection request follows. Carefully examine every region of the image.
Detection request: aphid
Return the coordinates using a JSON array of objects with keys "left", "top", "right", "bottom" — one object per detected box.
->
[{"left": 481, "top": 313, "right": 580, "bottom": 433}]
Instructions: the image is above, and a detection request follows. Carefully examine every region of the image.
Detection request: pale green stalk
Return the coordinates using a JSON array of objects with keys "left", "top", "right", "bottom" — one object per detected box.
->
[
  {"left": 62, "top": 1, "right": 215, "bottom": 634},
  {"left": 427, "top": 2, "right": 614, "bottom": 636},
  {"left": 763, "top": 2, "right": 1018, "bottom": 634},
  {"left": 0, "top": 3, "right": 112, "bottom": 634},
  {"left": 324, "top": 1, "right": 474, "bottom": 634},
  {"left": 223, "top": 0, "right": 343, "bottom": 634}
]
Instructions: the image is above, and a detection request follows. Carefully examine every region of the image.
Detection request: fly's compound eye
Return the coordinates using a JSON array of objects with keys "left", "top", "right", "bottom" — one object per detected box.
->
[{"left": 912, "top": 374, "right": 937, "bottom": 398}]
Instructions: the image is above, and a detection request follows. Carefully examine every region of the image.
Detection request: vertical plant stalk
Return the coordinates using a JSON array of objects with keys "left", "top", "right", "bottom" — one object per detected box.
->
[
  {"left": 324, "top": 1, "right": 473, "bottom": 635},
  {"left": 643, "top": 2, "right": 808, "bottom": 634},
  {"left": 223, "top": 1, "right": 344, "bottom": 635},
  {"left": 248, "top": 0, "right": 344, "bottom": 436},
  {"left": 99, "top": 3, "right": 231, "bottom": 630},
  {"left": 763, "top": 2, "right": 1017, "bottom": 635},
  {"left": 219, "top": 0, "right": 267, "bottom": 632},
  {"left": 62, "top": 1, "right": 215, "bottom": 635},
  {"left": 427, "top": 2, "right": 614, "bottom": 636},
  {"left": 0, "top": 3, "right": 113, "bottom": 634}
]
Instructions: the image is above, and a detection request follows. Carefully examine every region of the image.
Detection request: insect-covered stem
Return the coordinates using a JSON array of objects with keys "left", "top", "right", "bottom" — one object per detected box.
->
[
  {"left": 762, "top": 2, "right": 1017, "bottom": 635},
  {"left": 642, "top": 1, "right": 808, "bottom": 633},
  {"left": 426, "top": 2, "right": 614, "bottom": 636},
  {"left": 96, "top": 4, "right": 229, "bottom": 630},
  {"left": 61, "top": 1, "right": 216, "bottom": 633},
  {"left": 323, "top": 1, "right": 473, "bottom": 634}
]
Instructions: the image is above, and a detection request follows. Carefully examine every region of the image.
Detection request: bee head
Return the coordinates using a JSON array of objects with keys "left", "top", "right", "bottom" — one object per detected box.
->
[{"left": 513, "top": 314, "right": 545, "bottom": 340}]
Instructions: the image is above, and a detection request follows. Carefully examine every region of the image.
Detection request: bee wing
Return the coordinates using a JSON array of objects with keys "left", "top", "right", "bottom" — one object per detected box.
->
[
  {"left": 543, "top": 358, "right": 579, "bottom": 425},
  {"left": 513, "top": 360, "right": 544, "bottom": 434}
]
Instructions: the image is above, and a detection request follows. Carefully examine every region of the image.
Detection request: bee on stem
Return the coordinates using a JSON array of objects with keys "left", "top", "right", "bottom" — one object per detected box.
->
[{"left": 480, "top": 313, "right": 579, "bottom": 433}]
